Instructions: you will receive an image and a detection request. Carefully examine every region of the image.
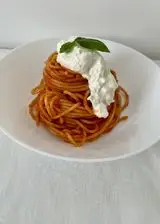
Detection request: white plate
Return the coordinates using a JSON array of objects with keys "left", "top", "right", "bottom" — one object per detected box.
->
[{"left": 0, "top": 37, "right": 160, "bottom": 162}]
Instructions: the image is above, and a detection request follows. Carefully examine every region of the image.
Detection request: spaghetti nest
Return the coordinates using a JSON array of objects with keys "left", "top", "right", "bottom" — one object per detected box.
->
[{"left": 29, "top": 52, "right": 129, "bottom": 146}]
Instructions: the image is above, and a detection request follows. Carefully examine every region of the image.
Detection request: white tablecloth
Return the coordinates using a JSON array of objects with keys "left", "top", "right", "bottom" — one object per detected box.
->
[{"left": 0, "top": 49, "right": 160, "bottom": 224}]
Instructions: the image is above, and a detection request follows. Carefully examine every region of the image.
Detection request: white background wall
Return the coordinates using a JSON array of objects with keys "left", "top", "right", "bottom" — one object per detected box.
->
[{"left": 0, "top": 0, "right": 160, "bottom": 59}]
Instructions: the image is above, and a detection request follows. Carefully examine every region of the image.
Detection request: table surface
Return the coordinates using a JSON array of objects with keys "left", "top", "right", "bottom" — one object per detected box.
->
[{"left": 0, "top": 50, "right": 160, "bottom": 224}]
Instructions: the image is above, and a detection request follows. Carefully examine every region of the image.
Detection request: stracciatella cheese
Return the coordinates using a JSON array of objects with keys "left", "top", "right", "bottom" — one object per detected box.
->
[{"left": 57, "top": 37, "right": 118, "bottom": 118}]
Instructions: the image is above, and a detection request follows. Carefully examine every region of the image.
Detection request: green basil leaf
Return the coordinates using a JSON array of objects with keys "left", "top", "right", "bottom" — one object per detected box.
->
[
  {"left": 60, "top": 41, "right": 75, "bottom": 53},
  {"left": 75, "top": 37, "right": 110, "bottom": 52}
]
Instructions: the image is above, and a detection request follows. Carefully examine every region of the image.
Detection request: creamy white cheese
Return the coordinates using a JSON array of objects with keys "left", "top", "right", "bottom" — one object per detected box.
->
[{"left": 57, "top": 37, "right": 118, "bottom": 118}]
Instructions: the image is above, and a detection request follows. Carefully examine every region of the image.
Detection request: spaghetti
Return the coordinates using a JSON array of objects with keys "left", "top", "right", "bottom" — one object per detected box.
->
[{"left": 29, "top": 52, "right": 129, "bottom": 146}]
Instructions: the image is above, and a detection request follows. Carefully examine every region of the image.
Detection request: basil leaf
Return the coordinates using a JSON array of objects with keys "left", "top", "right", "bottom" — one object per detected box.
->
[
  {"left": 75, "top": 37, "right": 110, "bottom": 52},
  {"left": 59, "top": 37, "right": 110, "bottom": 53},
  {"left": 60, "top": 41, "right": 75, "bottom": 53}
]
